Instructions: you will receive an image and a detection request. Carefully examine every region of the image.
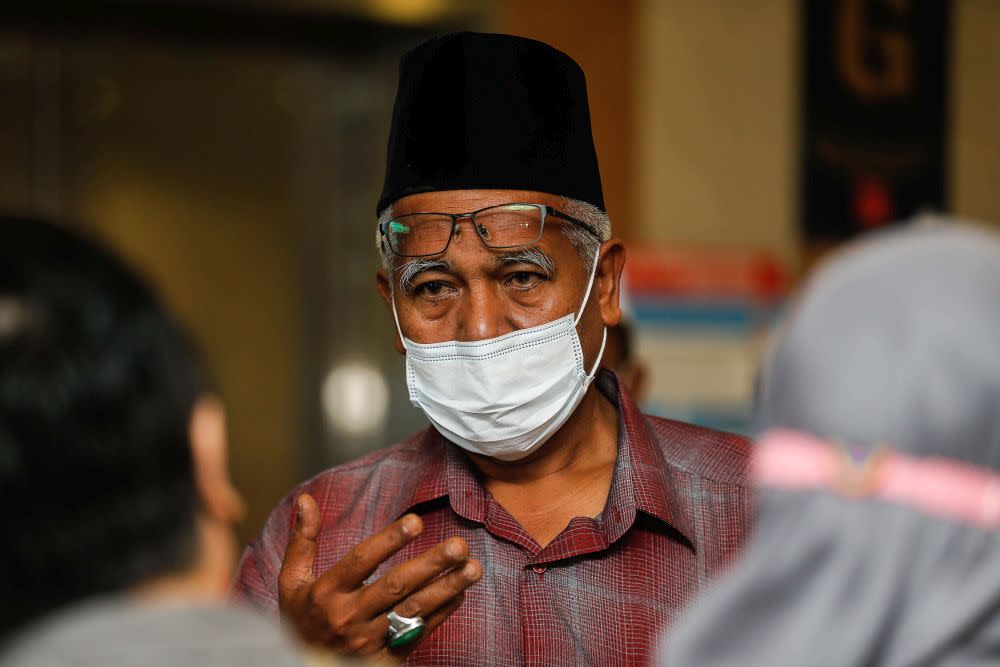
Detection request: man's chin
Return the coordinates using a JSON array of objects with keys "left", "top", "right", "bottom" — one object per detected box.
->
[{"left": 455, "top": 434, "right": 557, "bottom": 467}]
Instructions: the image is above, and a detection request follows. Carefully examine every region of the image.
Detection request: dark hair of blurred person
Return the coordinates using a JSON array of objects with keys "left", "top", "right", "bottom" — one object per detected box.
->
[
  {"left": 0, "top": 216, "right": 211, "bottom": 627},
  {"left": 663, "top": 219, "right": 1000, "bottom": 666},
  {"left": 0, "top": 217, "right": 333, "bottom": 666}
]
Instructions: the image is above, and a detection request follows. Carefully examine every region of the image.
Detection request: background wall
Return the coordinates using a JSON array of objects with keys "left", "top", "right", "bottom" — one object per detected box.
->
[
  {"left": 950, "top": 0, "right": 1000, "bottom": 228},
  {"left": 636, "top": 0, "right": 798, "bottom": 266},
  {"left": 634, "top": 0, "right": 1000, "bottom": 274},
  {"left": 0, "top": 11, "right": 461, "bottom": 543}
]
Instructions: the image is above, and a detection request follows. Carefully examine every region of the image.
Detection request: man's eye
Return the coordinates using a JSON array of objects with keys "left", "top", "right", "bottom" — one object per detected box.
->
[
  {"left": 509, "top": 271, "right": 542, "bottom": 288},
  {"left": 415, "top": 280, "right": 449, "bottom": 297}
]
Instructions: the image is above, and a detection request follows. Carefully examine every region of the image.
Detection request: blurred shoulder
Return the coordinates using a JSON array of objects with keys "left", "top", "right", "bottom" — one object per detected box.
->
[{"left": 643, "top": 414, "right": 752, "bottom": 486}]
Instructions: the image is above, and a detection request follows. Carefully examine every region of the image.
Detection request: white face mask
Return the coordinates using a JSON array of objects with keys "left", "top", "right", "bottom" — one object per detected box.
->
[{"left": 392, "top": 254, "right": 607, "bottom": 461}]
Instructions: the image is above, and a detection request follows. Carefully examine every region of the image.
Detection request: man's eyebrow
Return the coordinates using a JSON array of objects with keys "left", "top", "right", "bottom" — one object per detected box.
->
[
  {"left": 397, "top": 258, "right": 452, "bottom": 295},
  {"left": 494, "top": 248, "right": 555, "bottom": 276}
]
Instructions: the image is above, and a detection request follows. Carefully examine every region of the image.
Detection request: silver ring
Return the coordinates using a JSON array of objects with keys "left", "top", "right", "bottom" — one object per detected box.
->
[{"left": 386, "top": 609, "right": 425, "bottom": 648}]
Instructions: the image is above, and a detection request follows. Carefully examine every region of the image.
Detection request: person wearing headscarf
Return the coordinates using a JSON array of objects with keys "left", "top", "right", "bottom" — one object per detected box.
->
[
  {"left": 663, "top": 219, "right": 1000, "bottom": 666},
  {"left": 233, "top": 32, "right": 752, "bottom": 665}
]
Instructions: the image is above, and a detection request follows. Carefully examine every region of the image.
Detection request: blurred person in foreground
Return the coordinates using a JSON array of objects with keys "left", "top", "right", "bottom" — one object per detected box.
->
[
  {"left": 664, "top": 219, "right": 1000, "bottom": 666},
  {"left": 234, "top": 32, "right": 751, "bottom": 664},
  {"left": 0, "top": 217, "right": 339, "bottom": 666}
]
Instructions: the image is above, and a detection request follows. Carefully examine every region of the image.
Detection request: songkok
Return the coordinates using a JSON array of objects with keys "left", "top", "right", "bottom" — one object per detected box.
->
[{"left": 377, "top": 32, "right": 605, "bottom": 214}]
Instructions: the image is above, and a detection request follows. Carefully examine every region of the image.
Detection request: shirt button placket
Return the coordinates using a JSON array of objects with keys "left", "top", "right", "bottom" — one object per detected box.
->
[{"left": 522, "top": 561, "right": 551, "bottom": 666}]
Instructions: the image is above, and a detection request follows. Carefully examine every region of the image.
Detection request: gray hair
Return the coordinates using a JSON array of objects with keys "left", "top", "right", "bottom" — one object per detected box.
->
[{"left": 375, "top": 197, "right": 612, "bottom": 283}]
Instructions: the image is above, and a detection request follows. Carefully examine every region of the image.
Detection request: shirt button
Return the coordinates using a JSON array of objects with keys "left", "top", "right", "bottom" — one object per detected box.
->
[{"left": 532, "top": 565, "right": 547, "bottom": 574}]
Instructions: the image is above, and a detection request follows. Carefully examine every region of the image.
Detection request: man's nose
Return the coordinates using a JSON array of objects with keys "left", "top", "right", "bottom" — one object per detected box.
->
[{"left": 455, "top": 286, "right": 510, "bottom": 342}]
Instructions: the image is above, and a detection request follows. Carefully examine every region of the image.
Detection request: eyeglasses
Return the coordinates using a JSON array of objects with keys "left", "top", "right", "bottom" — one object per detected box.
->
[{"left": 378, "top": 202, "right": 600, "bottom": 258}]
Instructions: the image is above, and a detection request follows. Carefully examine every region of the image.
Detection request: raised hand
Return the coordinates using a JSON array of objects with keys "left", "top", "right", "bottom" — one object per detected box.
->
[{"left": 277, "top": 493, "right": 482, "bottom": 658}]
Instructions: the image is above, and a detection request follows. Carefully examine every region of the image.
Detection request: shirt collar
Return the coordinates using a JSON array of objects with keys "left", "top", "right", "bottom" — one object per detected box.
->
[
  {"left": 403, "top": 429, "right": 486, "bottom": 522},
  {"left": 401, "top": 369, "right": 698, "bottom": 552}
]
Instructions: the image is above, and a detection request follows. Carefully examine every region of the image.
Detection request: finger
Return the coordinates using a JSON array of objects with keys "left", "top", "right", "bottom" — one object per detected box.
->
[
  {"left": 278, "top": 494, "right": 320, "bottom": 601},
  {"left": 331, "top": 618, "right": 394, "bottom": 658},
  {"left": 417, "top": 591, "right": 466, "bottom": 637},
  {"left": 385, "top": 592, "right": 467, "bottom": 659},
  {"left": 391, "top": 558, "right": 482, "bottom": 621},
  {"left": 346, "top": 592, "right": 462, "bottom": 660},
  {"left": 319, "top": 513, "right": 423, "bottom": 592},
  {"left": 355, "top": 537, "right": 470, "bottom": 615}
]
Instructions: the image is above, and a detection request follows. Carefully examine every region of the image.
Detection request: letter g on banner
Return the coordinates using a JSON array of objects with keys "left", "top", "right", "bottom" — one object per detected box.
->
[{"left": 836, "top": 0, "right": 914, "bottom": 101}]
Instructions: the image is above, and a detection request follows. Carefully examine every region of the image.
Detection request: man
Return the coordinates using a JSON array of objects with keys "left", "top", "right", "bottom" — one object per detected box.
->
[
  {"left": 234, "top": 32, "right": 751, "bottom": 665},
  {"left": 0, "top": 217, "right": 334, "bottom": 666}
]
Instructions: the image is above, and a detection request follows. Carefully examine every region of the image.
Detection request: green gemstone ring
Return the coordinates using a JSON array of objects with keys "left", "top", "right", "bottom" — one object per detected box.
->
[{"left": 386, "top": 610, "right": 425, "bottom": 649}]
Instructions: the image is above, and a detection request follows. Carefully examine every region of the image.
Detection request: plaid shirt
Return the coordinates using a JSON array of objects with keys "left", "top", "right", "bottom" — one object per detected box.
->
[{"left": 233, "top": 371, "right": 752, "bottom": 666}]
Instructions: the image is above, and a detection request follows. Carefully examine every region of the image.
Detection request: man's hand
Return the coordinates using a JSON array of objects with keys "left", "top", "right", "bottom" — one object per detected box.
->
[{"left": 277, "top": 493, "right": 482, "bottom": 658}]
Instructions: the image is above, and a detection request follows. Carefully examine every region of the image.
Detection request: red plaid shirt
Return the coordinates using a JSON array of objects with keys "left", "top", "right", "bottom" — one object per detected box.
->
[{"left": 233, "top": 371, "right": 752, "bottom": 666}]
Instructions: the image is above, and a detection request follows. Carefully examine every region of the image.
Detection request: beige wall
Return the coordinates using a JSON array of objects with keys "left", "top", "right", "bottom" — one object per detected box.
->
[
  {"left": 59, "top": 45, "right": 310, "bottom": 545},
  {"left": 636, "top": 0, "right": 1000, "bottom": 270},
  {"left": 635, "top": 0, "right": 798, "bottom": 264},
  {"left": 951, "top": 0, "right": 1000, "bottom": 227},
  {"left": 87, "top": 190, "right": 303, "bottom": 546}
]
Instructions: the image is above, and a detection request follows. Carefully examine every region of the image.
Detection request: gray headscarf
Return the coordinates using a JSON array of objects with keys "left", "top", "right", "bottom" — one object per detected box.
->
[{"left": 664, "top": 219, "right": 1000, "bottom": 666}]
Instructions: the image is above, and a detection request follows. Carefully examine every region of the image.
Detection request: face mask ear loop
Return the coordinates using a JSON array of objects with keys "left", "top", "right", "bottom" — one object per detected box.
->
[
  {"left": 572, "top": 250, "right": 607, "bottom": 380},
  {"left": 586, "top": 326, "right": 608, "bottom": 380},
  {"left": 390, "top": 291, "right": 409, "bottom": 351},
  {"left": 573, "top": 251, "right": 602, "bottom": 326}
]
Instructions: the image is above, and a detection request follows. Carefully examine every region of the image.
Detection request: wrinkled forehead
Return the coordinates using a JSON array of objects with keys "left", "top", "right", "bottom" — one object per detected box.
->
[{"left": 390, "top": 188, "right": 564, "bottom": 216}]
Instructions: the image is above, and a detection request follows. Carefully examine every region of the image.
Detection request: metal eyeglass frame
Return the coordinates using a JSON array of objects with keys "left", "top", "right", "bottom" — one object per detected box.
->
[{"left": 378, "top": 202, "right": 601, "bottom": 258}]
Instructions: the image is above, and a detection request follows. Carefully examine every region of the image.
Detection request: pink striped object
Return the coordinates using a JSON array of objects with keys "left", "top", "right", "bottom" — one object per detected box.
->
[{"left": 753, "top": 429, "right": 1000, "bottom": 528}]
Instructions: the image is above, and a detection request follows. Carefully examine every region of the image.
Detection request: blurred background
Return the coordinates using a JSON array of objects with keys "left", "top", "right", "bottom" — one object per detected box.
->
[{"left": 2, "top": 0, "right": 998, "bottom": 543}]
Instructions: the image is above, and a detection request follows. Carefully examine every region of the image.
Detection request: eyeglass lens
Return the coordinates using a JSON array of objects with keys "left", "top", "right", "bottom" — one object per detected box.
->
[{"left": 387, "top": 204, "right": 544, "bottom": 257}]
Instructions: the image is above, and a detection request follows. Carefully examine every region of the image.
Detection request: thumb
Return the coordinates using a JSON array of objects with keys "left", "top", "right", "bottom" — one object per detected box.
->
[{"left": 278, "top": 493, "right": 320, "bottom": 598}]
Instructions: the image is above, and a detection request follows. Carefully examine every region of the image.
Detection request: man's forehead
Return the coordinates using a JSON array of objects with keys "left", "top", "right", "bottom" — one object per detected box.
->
[{"left": 391, "top": 189, "right": 563, "bottom": 215}]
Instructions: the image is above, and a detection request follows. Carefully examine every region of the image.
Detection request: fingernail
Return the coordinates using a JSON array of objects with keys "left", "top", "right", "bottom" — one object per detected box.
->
[
  {"left": 463, "top": 561, "right": 481, "bottom": 580},
  {"left": 445, "top": 539, "right": 465, "bottom": 559},
  {"left": 400, "top": 514, "right": 421, "bottom": 536}
]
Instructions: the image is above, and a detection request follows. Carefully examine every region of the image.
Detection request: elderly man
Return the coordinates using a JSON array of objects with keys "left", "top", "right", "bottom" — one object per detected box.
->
[{"left": 234, "top": 32, "right": 751, "bottom": 665}]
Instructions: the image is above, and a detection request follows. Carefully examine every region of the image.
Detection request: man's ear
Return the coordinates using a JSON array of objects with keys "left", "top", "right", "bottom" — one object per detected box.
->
[
  {"left": 189, "top": 396, "right": 246, "bottom": 525},
  {"left": 376, "top": 270, "right": 405, "bottom": 354},
  {"left": 597, "top": 239, "right": 627, "bottom": 328}
]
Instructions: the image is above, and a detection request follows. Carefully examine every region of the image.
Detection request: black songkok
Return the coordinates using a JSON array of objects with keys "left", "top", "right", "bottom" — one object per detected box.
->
[{"left": 377, "top": 32, "right": 605, "bottom": 214}]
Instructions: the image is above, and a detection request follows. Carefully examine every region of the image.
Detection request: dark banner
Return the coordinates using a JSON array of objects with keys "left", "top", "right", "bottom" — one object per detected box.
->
[{"left": 801, "top": 0, "right": 950, "bottom": 242}]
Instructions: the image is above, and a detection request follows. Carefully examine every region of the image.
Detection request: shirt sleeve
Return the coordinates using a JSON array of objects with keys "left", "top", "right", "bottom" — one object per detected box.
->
[{"left": 231, "top": 493, "right": 296, "bottom": 616}]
